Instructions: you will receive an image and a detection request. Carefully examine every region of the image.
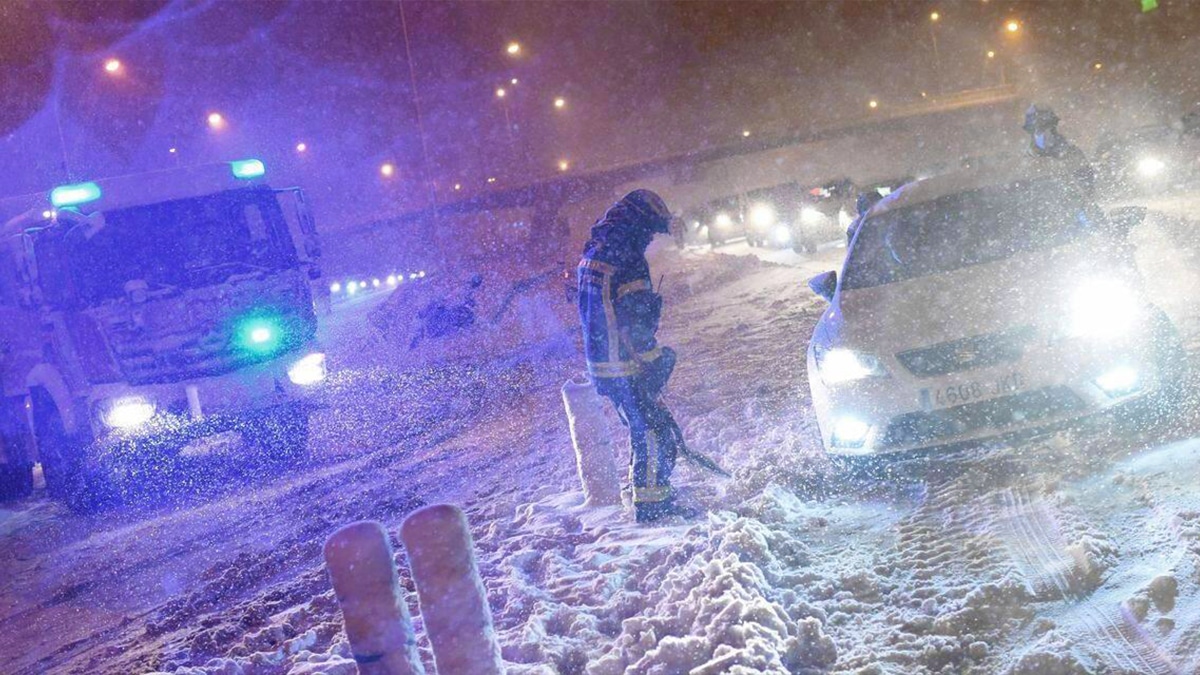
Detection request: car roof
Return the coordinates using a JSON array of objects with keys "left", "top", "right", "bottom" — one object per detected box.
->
[{"left": 867, "top": 153, "right": 1084, "bottom": 219}]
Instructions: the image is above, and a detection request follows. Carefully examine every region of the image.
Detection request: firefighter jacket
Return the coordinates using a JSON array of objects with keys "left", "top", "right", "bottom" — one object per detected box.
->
[{"left": 577, "top": 199, "right": 664, "bottom": 381}]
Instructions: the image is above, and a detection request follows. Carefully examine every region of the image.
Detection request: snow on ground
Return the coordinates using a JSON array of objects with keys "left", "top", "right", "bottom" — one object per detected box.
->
[{"left": 2, "top": 197, "right": 1200, "bottom": 674}]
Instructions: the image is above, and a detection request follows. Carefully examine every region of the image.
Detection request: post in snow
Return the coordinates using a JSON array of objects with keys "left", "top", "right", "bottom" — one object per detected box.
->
[
  {"left": 561, "top": 374, "right": 622, "bottom": 506},
  {"left": 399, "top": 503, "right": 503, "bottom": 675},
  {"left": 323, "top": 521, "right": 425, "bottom": 675}
]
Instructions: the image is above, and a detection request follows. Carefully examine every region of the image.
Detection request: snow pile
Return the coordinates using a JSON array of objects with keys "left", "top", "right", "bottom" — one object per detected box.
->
[{"left": 482, "top": 490, "right": 837, "bottom": 674}]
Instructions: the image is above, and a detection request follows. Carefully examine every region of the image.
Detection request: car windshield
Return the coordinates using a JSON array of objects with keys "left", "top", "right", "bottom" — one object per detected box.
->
[
  {"left": 47, "top": 189, "right": 295, "bottom": 305},
  {"left": 842, "top": 179, "right": 1098, "bottom": 290}
]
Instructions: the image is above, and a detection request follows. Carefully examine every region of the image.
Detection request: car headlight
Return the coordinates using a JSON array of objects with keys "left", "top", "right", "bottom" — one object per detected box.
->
[
  {"left": 831, "top": 415, "right": 872, "bottom": 449},
  {"left": 103, "top": 396, "right": 156, "bottom": 430},
  {"left": 815, "top": 347, "right": 887, "bottom": 385},
  {"left": 749, "top": 203, "right": 776, "bottom": 230},
  {"left": 771, "top": 225, "right": 791, "bottom": 245},
  {"left": 288, "top": 352, "right": 328, "bottom": 386},
  {"left": 800, "top": 207, "right": 824, "bottom": 226},
  {"left": 1068, "top": 279, "right": 1141, "bottom": 340},
  {"left": 1137, "top": 157, "right": 1166, "bottom": 178},
  {"left": 714, "top": 213, "right": 734, "bottom": 230}
]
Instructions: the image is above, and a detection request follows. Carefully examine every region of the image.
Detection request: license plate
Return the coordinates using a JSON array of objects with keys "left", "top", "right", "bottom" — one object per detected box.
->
[{"left": 922, "top": 371, "right": 1026, "bottom": 410}]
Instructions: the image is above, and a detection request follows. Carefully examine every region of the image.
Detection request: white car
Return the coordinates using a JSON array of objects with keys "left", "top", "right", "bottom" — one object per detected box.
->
[{"left": 806, "top": 157, "right": 1186, "bottom": 460}]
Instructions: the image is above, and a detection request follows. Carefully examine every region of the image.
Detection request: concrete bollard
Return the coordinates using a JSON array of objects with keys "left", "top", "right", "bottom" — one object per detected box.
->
[
  {"left": 399, "top": 504, "right": 502, "bottom": 675},
  {"left": 561, "top": 375, "right": 622, "bottom": 507},
  {"left": 323, "top": 521, "right": 425, "bottom": 675}
]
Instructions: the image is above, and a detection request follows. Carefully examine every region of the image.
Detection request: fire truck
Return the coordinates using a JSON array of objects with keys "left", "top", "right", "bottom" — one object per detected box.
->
[{"left": 0, "top": 159, "right": 326, "bottom": 510}]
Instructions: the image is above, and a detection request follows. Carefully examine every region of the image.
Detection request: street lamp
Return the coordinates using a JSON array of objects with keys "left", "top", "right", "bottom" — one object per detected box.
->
[
  {"left": 929, "top": 11, "right": 942, "bottom": 94},
  {"left": 868, "top": 99, "right": 879, "bottom": 109},
  {"left": 558, "top": 159, "right": 569, "bottom": 172},
  {"left": 1005, "top": 20, "right": 1020, "bottom": 33},
  {"left": 296, "top": 142, "right": 308, "bottom": 153},
  {"left": 554, "top": 97, "right": 566, "bottom": 110},
  {"left": 104, "top": 58, "right": 122, "bottom": 74},
  {"left": 742, "top": 129, "right": 751, "bottom": 138},
  {"left": 380, "top": 163, "right": 395, "bottom": 177},
  {"left": 495, "top": 87, "right": 506, "bottom": 99},
  {"left": 207, "top": 112, "right": 225, "bottom": 130},
  {"left": 506, "top": 42, "right": 521, "bottom": 55}
]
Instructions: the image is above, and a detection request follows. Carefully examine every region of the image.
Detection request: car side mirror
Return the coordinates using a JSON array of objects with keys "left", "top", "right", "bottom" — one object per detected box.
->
[
  {"left": 808, "top": 270, "right": 837, "bottom": 301},
  {"left": 1107, "top": 206, "right": 1146, "bottom": 238}
]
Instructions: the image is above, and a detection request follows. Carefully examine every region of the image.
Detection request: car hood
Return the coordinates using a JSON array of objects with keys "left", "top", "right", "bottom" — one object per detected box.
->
[{"left": 819, "top": 238, "right": 1142, "bottom": 356}]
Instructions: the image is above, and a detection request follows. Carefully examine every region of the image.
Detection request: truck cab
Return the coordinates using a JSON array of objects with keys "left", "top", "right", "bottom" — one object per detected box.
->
[{"left": 0, "top": 159, "right": 326, "bottom": 510}]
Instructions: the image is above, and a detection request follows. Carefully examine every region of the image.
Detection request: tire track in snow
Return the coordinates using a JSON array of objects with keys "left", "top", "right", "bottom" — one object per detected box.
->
[{"left": 990, "top": 485, "right": 1180, "bottom": 675}]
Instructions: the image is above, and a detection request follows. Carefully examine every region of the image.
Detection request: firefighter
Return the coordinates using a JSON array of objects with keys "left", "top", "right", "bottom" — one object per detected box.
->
[
  {"left": 847, "top": 190, "right": 884, "bottom": 243},
  {"left": 577, "top": 189, "right": 697, "bottom": 523},
  {"left": 1023, "top": 104, "right": 1094, "bottom": 192}
]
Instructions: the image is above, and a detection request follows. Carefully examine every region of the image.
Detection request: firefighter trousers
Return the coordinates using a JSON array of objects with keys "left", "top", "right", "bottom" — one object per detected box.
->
[{"left": 597, "top": 376, "right": 679, "bottom": 506}]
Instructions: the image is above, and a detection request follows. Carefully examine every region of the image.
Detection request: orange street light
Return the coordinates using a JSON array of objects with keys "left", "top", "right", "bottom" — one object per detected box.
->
[
  {"left": 104, "top": 58, "right": 122, "bottom": 74},
  {"left": 554, "top": 97, "right": 566, "bottom": 109},
  {"left": 558, "top": 159, "right": 569, "bottom": 172},
  {"left": 1005, "top": 20, "right": 1020, "bottom": 33},
  {"left": 930, "top": 11, "right": 940, "bottom": 21},
  {"left": 506, "top": 42, "right": 521, "bottom": 55},
  {"left": 868, "top": 99, "right": 879, "bottom": 109},
  {"left": 207, "top": 112, "right": 225, "bottom": 129}
]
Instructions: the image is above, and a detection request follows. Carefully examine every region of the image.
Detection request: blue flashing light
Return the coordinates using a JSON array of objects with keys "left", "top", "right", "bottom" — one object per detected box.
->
[
  {"left": 49, "top": 182, "right": 102, "bottom": 208},
  {"left": 230, "top": 159, "right": 266, "bottom": 179}
]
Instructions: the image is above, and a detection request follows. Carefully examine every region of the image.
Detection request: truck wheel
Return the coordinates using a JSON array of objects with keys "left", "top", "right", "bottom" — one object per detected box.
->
[
  {"left": 30, "top": 387, "right": 82, "bottom": 501},
  {"left": 29, "top": 388, "right": 119, "bottom": 512}
]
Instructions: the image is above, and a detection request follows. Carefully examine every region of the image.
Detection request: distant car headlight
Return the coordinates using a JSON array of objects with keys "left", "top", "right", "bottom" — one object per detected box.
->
[
  {"left": 1137, "top": 156, "right": 1166, "bottom": 178},
  {"left": 288, "top": 352, "right": 328, "bottom": 386},
  {"left": 1069, "top": 279, "right": 1141, "bottom": 340},
  {"left": 103, "top": 396, "right": 156, "bottom": 430},
  {"left": 749, "top": 203, "right": 776, "bottom": 230},
  {"left": 815, "top": 347, "right": 887, "bottom": 385},
  {"left": 714, "top": 213, "right": 734, "bottom": 230},
  {"left": 800, "top": 206, "right": 825, "bottom": 226},
  {"left": 771, "top": 225, "right": 791, "bottom": 245}
]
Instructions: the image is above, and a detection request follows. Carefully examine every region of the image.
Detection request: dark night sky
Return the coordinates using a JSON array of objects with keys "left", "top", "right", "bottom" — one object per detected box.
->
[{"left": 0, "top": 0, "right": 1195, "bottom": 230}]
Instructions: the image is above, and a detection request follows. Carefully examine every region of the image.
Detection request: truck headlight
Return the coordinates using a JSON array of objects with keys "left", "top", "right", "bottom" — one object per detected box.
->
[
  {"left": 815, "top": 347, "right": 886, "bottom": 385},
  {"left": 288, "top": 352, "right": 327, "bottom": 386},
  {"left": 1069, "top": 280, "right": 1140, "bottom": 340},
  {"left": 103, "top": 397, "right": 156, "bottom": 430}
]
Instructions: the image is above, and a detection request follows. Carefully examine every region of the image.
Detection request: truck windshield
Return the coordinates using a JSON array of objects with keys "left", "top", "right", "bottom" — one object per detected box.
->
[
  {"left": 50, "top": 188, "right": 296, "bottom": 305},
  {"left": 842, "top": 179, "right": 1099, "bottom": 290}
]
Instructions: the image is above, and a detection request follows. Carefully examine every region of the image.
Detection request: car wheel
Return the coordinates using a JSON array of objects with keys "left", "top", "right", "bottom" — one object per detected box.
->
[{"left": 1151, "top": 308, "right": 1189, "bottom": 395}]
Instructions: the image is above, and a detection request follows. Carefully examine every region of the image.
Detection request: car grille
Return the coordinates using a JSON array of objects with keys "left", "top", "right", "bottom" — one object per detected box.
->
[
  {"left": 879, "top": 386, "right": 1084, "bottom": 450},
  {"left": 896, "top": 326, "right": 1036, "bottom": 378}
]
